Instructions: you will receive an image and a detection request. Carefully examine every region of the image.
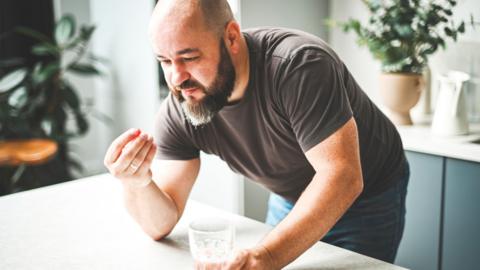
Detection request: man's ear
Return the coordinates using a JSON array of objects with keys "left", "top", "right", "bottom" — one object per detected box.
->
[{"left": 224, "top": 21, "right": 241, "bottom": 54}]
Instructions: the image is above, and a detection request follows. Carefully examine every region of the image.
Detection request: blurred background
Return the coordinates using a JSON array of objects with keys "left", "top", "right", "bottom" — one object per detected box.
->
[{"left": 1, "top": 1, "right": 479, "bottom": 269}]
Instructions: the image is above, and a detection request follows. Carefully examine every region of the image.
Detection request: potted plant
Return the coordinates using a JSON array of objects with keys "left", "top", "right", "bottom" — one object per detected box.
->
[
  {"left": 335, "top": 0, "right": 475, "bottom": 125},
  {"left": 0, "top": 14, "right": 107, "bottom": 194}
]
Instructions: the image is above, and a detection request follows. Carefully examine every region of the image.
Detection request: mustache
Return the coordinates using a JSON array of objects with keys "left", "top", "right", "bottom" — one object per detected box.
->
[{"left": 174, "top": 79, "right": 203, "bottom": 91}]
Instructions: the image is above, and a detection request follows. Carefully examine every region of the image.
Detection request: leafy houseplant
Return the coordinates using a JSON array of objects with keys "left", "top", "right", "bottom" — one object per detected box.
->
[
  {"left": 0, "top": 14, "right": 105, "bottom": 194},
  {"left": 334, "top": 0, "right": 475, "bottom": 125},
  {"left": 340, "top": 0, "right": 471, "bottom": 73}
]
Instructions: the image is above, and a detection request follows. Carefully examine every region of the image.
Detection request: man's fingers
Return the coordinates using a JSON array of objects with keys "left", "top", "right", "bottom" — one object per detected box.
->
[
  {"left": 135, "top": 142, "right": 157, "bottom": 176},
  {"left": 145, "top": 141, "right": 157, "bottom": 163},
  {"left": 224, "top": 250, "right": 248, "bottom": 269},
  {"left": 115, "top": 133, "right": 149, "bottom": 172},
  {"left": 104, "top": 128, "right": 140, "bottom": 165},
  {"left": 194, "top": 249, "right": 249, "bottom": 270},
  {"left": 194, "top": 261, "right": 223, "bottom": 270},
  {"left": 135, "top": 136, "right": 154, "bottom": 165}
]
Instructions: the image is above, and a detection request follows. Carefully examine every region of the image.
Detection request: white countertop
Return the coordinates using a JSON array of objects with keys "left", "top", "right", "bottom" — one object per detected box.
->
[
  {"left": 0, "top": 174, "right": 407, "bottom": 270},
  {"left": 397, "top": 123, "right": 480, "bottom": 163}
]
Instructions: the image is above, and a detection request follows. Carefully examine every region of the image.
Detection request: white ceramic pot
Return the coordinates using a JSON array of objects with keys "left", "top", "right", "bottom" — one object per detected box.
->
[{"left": 431, "top": 71, "right": 470, "bottom": 137}]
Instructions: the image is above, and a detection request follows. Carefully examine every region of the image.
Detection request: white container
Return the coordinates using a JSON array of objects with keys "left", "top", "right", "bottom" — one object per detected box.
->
[{"left": 431, "top": 71, "right": 471, "bottom": 137}]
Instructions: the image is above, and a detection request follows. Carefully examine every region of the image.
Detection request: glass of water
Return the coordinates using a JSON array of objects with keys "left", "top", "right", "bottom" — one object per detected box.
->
[{"left": 188, "top": 217, "right": 235, "bottom": 266}]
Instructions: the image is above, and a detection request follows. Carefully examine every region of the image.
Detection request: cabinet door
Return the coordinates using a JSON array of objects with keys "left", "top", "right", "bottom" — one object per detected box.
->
[
  {"left": 244, "top": 178, "right": 270, "bottom": 222},
  {"left": 395, "top": 151, "right": 443, "bottom": 270},
  {"left": 442, "top": 158, "right": 480, "bottom": 270}
]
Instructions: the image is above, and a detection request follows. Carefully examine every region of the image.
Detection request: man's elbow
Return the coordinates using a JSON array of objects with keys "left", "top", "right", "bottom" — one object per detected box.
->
[
  {"left": 144, "top": 213, "right": 179, "bottom": 241},
  {"left": 145, "top": 221, "right": 177, "bottom": 241},
  {"left": 147, "top": 227, "right": 175, "bottom": 241},
  {"left": 352, "top": 174, "right": 364, "bottom": 198}
]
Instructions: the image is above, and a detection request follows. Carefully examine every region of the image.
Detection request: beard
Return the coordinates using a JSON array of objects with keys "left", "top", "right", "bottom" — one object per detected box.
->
[{"left": 170, "top": 39, "right": 236, "bottom": 127}]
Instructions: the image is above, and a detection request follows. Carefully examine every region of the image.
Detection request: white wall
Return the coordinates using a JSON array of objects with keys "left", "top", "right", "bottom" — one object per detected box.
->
[
  {"left": 55, "top": 0, "right": 161, "bottom": 177},
  {"left": 89, "top": 0, "right": 160, "bottom": 147},
  {"left": 328, "top": 0, "right": 381, "bottom": 102},
  {"left": 190, "top": 153, "right": 244, "bottom": 214},
  {"left": 329, "top": 0, "right": 480, "bottom": 121},
  {"left": 240, "top": 0, "right": 329, "bottom": 38},
  {"left": 53, "top": 0, "right": 102, "bottom": 176}
]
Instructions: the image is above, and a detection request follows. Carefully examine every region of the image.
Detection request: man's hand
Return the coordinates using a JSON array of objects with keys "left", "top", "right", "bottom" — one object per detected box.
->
[
  {"left": 194, "top": 246, "right": 276, "bottom": 270},
  {"left": 104, "top": 128, "right": 157, "bottom": 188}
]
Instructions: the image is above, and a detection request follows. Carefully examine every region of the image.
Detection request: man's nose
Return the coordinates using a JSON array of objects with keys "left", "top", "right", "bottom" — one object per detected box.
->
[{"left": 170, "top": 63, "right": 190, "bottom": 87}]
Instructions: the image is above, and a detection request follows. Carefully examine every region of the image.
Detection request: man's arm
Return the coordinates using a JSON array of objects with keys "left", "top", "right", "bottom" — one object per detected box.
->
[
  {"left": 258, "top": 117, "right": 363, "bottom": 268},
  {"left": 123, "top": 158, "right": 200, "bottom": 240},
  {"left": 226, "top": 117, "right": 363, "bottom": 269},
  {"left": 104, "top": 129, "right": 199, "bottom": 240}
]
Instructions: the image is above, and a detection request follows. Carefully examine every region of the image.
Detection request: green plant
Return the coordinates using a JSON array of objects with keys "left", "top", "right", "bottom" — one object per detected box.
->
[
  {"left": 332, "top": 0, "right": 476, "bottom": 73},
  {"left": 0, "top": 14, "right": 108, "bottom": 186}
]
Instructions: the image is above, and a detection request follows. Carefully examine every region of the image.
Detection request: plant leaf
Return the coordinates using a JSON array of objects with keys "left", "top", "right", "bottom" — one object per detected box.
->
[
  {"left": 0, "top": 68, "right": 28, "bottom": 93},
  {"left": 8, "top": 86, "right": 28, "bottom": 108},
  {"left": 393, "top": 24, "right": 414, "bottom": 38},
  {"left": 32, "top": 62, "right": 60, "bottom": 85},
  {"left": 32, "top": 43, "right": 60, "bottom": 56},
  {"left": 55, "top": 14, "right": 76, "bottom": 45},
  {"left": 86, "top": 53, "right": 110, "bottom": 64},
  {"left": 50, "top": 106, "right": 67, "bottom": 141},
  {"left": 62, "top": 82, "right": 80, "bottom": 110},
  {"left": 79, "top": 26, "right": 96, "bottom": 40},
  {"left": 457, "top": 21, "right": 465, "bottom": 33},
  {"left": 70, "top": 158, "right": 85, "bottom": 173},
  {"left": 41, "top": 118, "right": 53, "bottom": 136},
  {"left": 67, "top": 156, "right": 84, "bottom": 174},
  {"left": 74, "top": 111, "right": 89, "bottom": 135},
  {"left": 63, "top": 25, "right": 96, "bottom": 50},
  {"left": 68, "top": 63, "right": 101, "bottom": 76},
  {"left": 444, "top": 27, "right": 453, "bottom": 37}
]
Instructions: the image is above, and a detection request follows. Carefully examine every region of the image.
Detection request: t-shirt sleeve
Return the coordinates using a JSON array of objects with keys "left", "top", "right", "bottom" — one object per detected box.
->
[
  {"left": 277, "top": 50, "right": 353, "bottom": 153},
  {"left": 153, "top": 95, "right": 200, "bottom": 160}
]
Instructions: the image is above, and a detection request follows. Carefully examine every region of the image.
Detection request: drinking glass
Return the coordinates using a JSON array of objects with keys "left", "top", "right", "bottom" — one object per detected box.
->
[{"left": 188, "top": 217, "right": 235, "bottom": 266}]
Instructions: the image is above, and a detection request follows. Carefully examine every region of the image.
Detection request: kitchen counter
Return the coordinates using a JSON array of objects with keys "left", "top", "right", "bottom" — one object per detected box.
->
[
  {"left": 397, "top": 123, "right": 480, "bottom": 163},
  {"left": 0, "top": 173, "right": 407, "bottom": 270}
]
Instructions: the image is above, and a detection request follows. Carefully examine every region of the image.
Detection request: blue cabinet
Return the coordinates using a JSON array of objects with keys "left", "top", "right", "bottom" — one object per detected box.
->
[
  {"left": 395, "top": 152, "right": 480, "bottom": 270},
  {"left": 442, "top": 158, "right": 480, "bottom": 270},
  {"left": 395, "top": 151, "right": 444, "bottom": 270}
]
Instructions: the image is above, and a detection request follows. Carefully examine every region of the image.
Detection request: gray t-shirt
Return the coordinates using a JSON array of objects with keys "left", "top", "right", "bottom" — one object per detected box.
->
[{"left": 154, "top": 28, "right": 405, "bottom": 203}]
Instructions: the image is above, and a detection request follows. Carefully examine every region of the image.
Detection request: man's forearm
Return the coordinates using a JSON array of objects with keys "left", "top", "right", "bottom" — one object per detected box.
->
[
  {"left": 123, "top": 180, "right": 179, "bottom": 240},
  {"left": 258, "top": 169, "right": 363, "bottom": 269}
]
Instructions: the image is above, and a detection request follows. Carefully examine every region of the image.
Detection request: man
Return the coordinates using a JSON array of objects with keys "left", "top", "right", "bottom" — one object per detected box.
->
[{"left": 104, "top": 0, "right": 410, "bottom": 269}]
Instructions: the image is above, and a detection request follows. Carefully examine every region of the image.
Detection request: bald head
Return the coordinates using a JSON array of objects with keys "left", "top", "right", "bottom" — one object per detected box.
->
[
  {"left": 199, "top": 0, "right": 234, "bottom": 36},
  {"left": 150, "top": 0, "right": 234, "bottom": 39}
]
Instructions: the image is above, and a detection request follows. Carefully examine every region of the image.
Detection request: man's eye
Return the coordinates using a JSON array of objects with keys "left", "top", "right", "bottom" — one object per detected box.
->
[
  {"left": 160, "top": 59, "right": 171, "bottom": 65},
  {"left": 183, "top": 56, "right": 199, "bottom": 62}
]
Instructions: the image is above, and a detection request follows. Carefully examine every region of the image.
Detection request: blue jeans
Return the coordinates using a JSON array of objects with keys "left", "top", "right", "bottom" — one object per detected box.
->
[{"left": 266, "top": 161, "right": 410, "bottom": 263}]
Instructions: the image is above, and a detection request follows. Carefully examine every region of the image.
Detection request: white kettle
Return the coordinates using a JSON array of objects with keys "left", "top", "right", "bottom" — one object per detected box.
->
[{"left": 431, "top": 71, "right": 470, "bottom": 137}]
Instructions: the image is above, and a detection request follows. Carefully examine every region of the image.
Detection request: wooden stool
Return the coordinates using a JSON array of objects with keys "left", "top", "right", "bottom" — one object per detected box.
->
[{"left": 0, "top": 139, "right": 58, "bottom": 166}]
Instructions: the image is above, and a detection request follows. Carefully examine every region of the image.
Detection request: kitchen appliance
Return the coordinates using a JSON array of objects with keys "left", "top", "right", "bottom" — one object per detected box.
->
[{"left": 431, "top": 71, "right": 471, "bottom": 136}]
